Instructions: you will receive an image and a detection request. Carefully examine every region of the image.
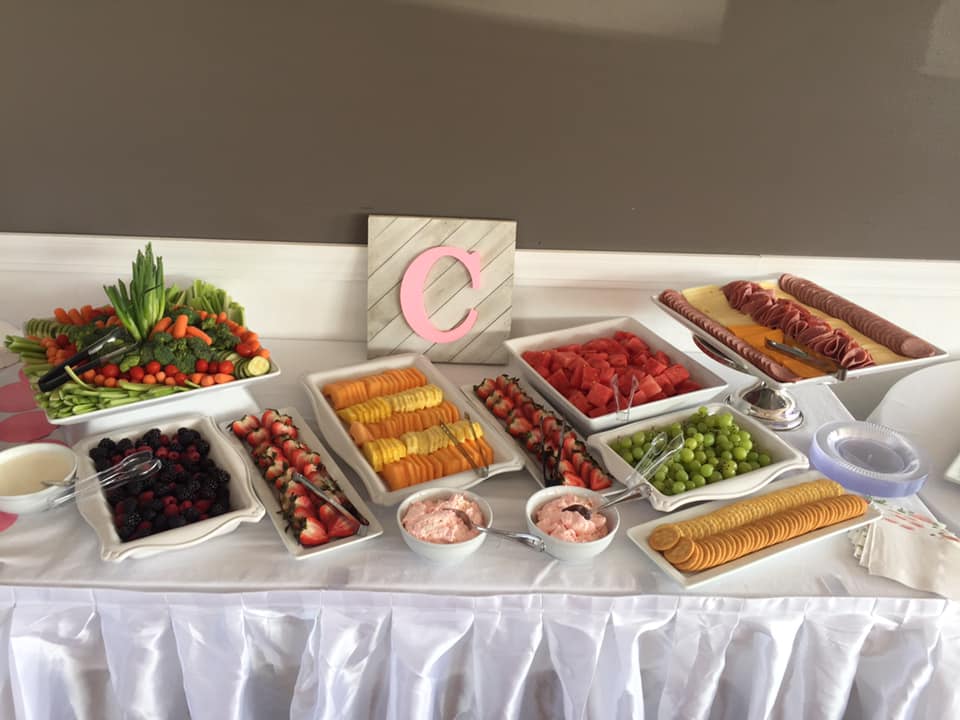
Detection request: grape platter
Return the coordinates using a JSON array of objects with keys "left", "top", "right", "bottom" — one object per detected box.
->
[{"left": 607, "top": 407, "right": 773, "bottom": 496}]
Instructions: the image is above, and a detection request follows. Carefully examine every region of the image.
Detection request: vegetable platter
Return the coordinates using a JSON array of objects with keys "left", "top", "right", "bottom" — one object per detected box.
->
[{"left": 3, "top": 243, "right": 280, "bottom": 424}]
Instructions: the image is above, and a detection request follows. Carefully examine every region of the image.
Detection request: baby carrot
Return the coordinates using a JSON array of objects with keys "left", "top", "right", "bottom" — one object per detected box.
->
[
  {"left": 80, "top": 305, "right": 95, "bottom": 323},
  {"left": 184, "top": 326, "right": 212, "bottom": 344},
  {"left": 67, "top": 308, "right": 84, "bottom": 325},
  {"left": 213, "top": 373, "right": 235, "bottom": 384},
  {"left": 170, "top": 314, "right": 189, "bottom": 339},
  {"left": 149, "top": 317, "right": 173, "bottom": 338},
  {"left": 216, "top": 311, "right": 228, "bottom": 323},
  {"left": 54, "top": 308, "right": 71, "bottom": 324}
]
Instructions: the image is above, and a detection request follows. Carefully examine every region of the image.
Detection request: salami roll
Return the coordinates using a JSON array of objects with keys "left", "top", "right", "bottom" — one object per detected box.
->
[
  {"left": 658, "top": 290, "right": 802, "bottom": 383},
  {"left": 779, "top": 274, "right": 937, "bottom": 358}
]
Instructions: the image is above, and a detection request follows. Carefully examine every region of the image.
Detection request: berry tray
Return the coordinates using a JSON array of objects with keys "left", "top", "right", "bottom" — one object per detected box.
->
[
  {"left": 221, "top": 405, "right": 384, "bottom": 558},
  {"left": 72, "top": 414, "right": 265, "bottom": 561}
]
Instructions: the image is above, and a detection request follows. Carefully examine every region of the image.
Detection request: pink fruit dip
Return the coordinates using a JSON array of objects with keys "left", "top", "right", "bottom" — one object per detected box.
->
[
  {"left": 402, "top": 493, "right": 484, "bottom": 544},
  {"left": 535, "top": 494, "right": 608, "bottom": 543}
]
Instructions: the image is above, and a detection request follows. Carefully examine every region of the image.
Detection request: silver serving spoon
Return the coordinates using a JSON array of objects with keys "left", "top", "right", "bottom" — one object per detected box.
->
[
  {"left": 562, "top": 431, "right": 686, "bottom": 520},
  {"left": 445, "top": 508, "right": 545, "bottom": 552}
]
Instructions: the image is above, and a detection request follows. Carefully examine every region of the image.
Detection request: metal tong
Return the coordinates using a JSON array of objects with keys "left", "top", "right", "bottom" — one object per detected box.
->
[
  {"left": 37, "top": 327, "right": 132, "bottom": 391},
  {"left": 438, "top": 414, "right": 489, "bottom": 478},
  {"left": 764, "top": 339, "right": 847, "bottom": 380},
  {"left": 293, "top": 471, "right": 369, "bottom": 534},
  {"left": 47, "top": 450, "right": 161, "bottom": 509}
]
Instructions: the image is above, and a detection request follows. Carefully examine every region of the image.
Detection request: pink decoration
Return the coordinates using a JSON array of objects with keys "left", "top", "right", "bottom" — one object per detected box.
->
[
  {"left": 0, "top": 513, "right": 16, "bottom": 532},
  {"left": 0, "top": 376, "right": 38, "bottom": 413},
  {"left": 400, "top": 246, "right": 482, "bottom": 343},
  {"left": 0, "top": 411, "right": 56, "bottom": 443}
]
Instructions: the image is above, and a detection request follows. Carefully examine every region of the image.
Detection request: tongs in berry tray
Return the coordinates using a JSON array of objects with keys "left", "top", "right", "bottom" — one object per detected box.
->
[{"left": 37, "top": 327, "right": 134, "bottom": 392}]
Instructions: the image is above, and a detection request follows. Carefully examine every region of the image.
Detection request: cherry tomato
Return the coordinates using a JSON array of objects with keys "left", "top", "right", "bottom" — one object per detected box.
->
[
  {"left": 194, "top": 359, "right": 208, "bottom": 374},
  {"left": 101, "top": 363, "right": 120, "bottom": 379},
  {"left": 235, "top": 343, "right": 255, "bottom": 358},
  {"left": 217, "top": 360, "right": 234, "bottom": 375},
  {"left": 174, "top": 372, "right": 187, "bottom": 386},
  {"left": 129, "top": 366, "right": 145, "bottom": 382},
  {"left": 145, "top": 361, "right": 162, "bottom": 375},
  {"left": 164, "top": 364, "right": 179, "bottom": 376},
  {"left": 55, "top": 334, "right": 71, "bottom": 349},
  {"left": 207, "top": 361, "right": 219, "bottom": 374}
]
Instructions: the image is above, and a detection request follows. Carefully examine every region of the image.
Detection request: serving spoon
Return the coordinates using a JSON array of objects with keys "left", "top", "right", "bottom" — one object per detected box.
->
[{"left": 445, "top": 508, "right": 545, "bottom": 552}]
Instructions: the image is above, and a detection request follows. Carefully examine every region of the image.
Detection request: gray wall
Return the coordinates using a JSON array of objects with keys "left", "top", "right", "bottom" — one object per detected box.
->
[{"left": 2, "top": 0, "right": 959, "bottom": 258}]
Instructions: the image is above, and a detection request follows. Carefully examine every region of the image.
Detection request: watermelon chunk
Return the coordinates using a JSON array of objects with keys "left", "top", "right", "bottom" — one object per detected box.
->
[
  {"left": 547, "top": 369, "right": 571, "bottom": 394},
  {"left": 568, "top": 390, "right": 591, "bottom": 414},
  {"left": 663, "top": 364, "right": 691, "bottom": 386},
  {"left": 586, "top": 382, "right": 614, "bottom": 408},
  {"left": 522, "top": 350, "right": 547, "bottom": 367},
  {"left": 645, "top": 357, "right": 668, "bottom": 376},
  {"left": 580, "top": 365, "right": 599, "bottom": 390},
  {"left": 636, "top": 374, "right": 661, "bottom": 400}
]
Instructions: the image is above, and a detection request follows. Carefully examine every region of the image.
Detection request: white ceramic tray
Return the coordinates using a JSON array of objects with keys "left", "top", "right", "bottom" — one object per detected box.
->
[
  {"left": 302, "top": 353, "right": 526, "bottom": 505},
  {"left": 627, "top": 472, "right": 881, "bottom": 588},
  {"left": 47, "top": 360, "right": 281, "bottom": 426},
  {"left": 459, "top": 380, "right": 625, "bottom": 496},
  {"left": 72, "top": 414, "right": 265, "bottom": 561},
  {"left": 652, "top": 283, "right": 947, "bottom": 391},
  {"left": 586, "top": 402, "right": 809, "bottom": 512},
  {"left": 221, "top": 405, "right": 383, "bottom": 559},
  {"left": 502, "top": 317, "right": 728, "bottom": 434}
]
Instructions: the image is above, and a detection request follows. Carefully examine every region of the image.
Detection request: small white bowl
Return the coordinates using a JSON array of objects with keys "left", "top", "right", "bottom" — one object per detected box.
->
[
  {"left": 0, "top": 443, "right": 77, "bottom": 514},
  {"left": 525, "top": 485, "right": 619, "bottom": 562},
  {"left": 397, "top": 488, "right": 492, "bottom": 563}
]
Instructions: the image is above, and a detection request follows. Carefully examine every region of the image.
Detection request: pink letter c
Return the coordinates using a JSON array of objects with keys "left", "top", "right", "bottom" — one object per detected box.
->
[{"left": 400, "top": 246, "right": 482, "bottom": 343}]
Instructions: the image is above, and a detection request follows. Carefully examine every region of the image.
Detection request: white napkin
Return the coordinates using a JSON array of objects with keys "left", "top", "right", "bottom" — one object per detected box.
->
[{"left": 850, "top": 496, "right": 960, "bottom": 600}]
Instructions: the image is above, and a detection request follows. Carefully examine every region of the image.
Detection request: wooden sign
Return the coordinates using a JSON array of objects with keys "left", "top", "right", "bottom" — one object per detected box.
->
[{"left": 366, "top": 215, "right": 517, "bottom": 364}]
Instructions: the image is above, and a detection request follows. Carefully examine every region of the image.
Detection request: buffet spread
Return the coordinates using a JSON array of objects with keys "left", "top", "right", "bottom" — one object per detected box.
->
[{"left": 0, "top": 244, "right": 952, "bottom": 594}]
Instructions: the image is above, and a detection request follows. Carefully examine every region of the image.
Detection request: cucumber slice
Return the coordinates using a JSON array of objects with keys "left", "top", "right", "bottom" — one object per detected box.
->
[{"left": 242, "top": 356, "right": 270, "bottom": 377}]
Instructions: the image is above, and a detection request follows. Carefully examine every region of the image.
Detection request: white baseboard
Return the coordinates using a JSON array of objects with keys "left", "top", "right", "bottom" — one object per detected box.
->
[{"left": 2, "top": 233, "right": 958, "bottom": 355}]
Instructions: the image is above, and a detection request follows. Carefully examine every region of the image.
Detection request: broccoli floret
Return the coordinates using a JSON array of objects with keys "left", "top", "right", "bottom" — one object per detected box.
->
[
  {"left": 207, "top": 323, "right": 237, "bottom": 351},
  {"left": 186, "top": 336, "right": 214, "bottom": 361},
  {"left": 172, "top": 308, "right": 200, "bottom": 326},
  {"left": 152, "top": 332, "right": 173, "bottom": 346},
  {"left": 151, "top": 344, "right": 177, "bottom": 367}
]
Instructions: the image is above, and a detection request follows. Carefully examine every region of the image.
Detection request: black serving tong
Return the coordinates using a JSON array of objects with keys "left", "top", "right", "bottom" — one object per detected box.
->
[
  {"left": 539, "top": 415, "right": 570, "bottom": 487},
  {"left": 37, "top": 327, "right": 132, "bottom": 392}
]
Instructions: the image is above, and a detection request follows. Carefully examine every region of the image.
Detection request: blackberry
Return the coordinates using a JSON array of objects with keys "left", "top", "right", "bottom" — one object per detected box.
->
[
  {"left": 150, "top": 498, "right": 165, "bottom": 513},
  {"left": 169, "top": 442, "right": 184, "bottom": 453},
  {"left": 120, "top": 497, "right": 138, "bottom": 514},
  {"left": 94, "top": 460, "right": 112, "bottom": 473},
  {"left": 199, "top": 481, "right": 218, "bottom": 500},
  {"left": 125, "top": 479, "right": 144, "bottom": 496},
  {"left": 168, "top": 515, "right": 186, "bottom": 529},
  {"left": 106, "top": 490, "right": 125, "bottom": 507},
  {"left": 217, "top": 488, "right": 231, "bottom": 505},
  {"left": 142, "top": 507, "right": 157, "bottom": 521},
  {"left": 184, "top": 508, "right": 201, "bottom": 523},
  {"left": 174, "top": 485, "right": 189, "bottom": 501},
  {"left": 153, "top": 516, "right": 169, "bottom": 532},
  {"left": 186, "top": 480, "right": 201, "bottom": 497},
  {"left": 214, "top": 468, "right": 230, "bottom": 486},
  {"left": 98, "top": 437, "right": 117, "bottom": 452},
  {"left": 141, "top": 429, "right": 162, "bottom": 448},
  {"left": 124, "top": 511, "right": 141, "bottom": 528},
  {"left": 117, "top": 438, "right": 134, "bottom": 453},
  {"left": 210, "top": 502, "right": 228, "bottom": 516},
  {"left": 195, "top": 439, "right": 211, "bottom": 457},
  {"left": 118, "top": 525, "right": 134, "bottom": 541}
]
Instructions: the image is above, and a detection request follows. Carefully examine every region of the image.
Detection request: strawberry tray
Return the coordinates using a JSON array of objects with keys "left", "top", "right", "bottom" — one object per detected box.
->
[
  {"left": 459, "top": 375, "right": 625, "bottom": 497},
  {"left": 221, "top": 406, "right": 383, "bottom": 559}
]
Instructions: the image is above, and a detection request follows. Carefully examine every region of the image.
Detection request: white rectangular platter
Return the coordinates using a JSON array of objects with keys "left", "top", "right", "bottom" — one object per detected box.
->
[
  {"left": 502, "top": 316, "right": 728, "bottom": 434},
  {"left": 459, "top": 379, "right": 625, "bottom": 496},
  {"left": 302, "top": 353, "right": 526, "bottom": 505},
  {"left": 587, "top": 402, "right": 808, "bottom": 512},
  {"left": 626, "top": 472, "right": 881, "bottom": 589},
  {"left": 221, "top": 405, "right": 383, "bottom": 559},
  {"left": 47, "top": 360, "right": 281, "bottom": 426}
]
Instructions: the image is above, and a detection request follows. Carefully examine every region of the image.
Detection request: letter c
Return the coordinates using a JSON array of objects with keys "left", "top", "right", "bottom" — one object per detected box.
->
[{"left": 400, "top": 246, "right": 482, "bottom": 343}]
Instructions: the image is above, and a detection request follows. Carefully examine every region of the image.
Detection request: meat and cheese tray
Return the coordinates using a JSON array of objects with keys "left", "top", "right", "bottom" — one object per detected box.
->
[
  {"left": 627, "top": 472, "right": 881, "bottom": 588},
  {"left": 459, "top": 374, "right": 623, "bottom": 496},
  {"left": 303, "top": 353, "right": 525, "bottom": 505},
  {"left": 655, "top": 274, "right": 946, "bottom": 389},
  {"left": 224, "top": 406, "right": 383, "bottom": 558}
]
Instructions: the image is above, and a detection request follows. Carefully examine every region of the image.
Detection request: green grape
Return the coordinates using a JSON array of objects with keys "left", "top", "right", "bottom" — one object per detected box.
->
[
  {"left": 654, "top": 467, "right": 668, "bottom": 482},
  {"left": 702, "top": 432, "right": 715, "bottom": 447},
  {"left": 618, "top": 436, "right": 633, "bottom": 450},
  {"left": 679, "top": 448, "right": 695, "bottom": 463},
  {"left": 671, "top": 481, "right": 686, "bottom": 494},
  {"left": 740, "top": 440, "right": 753, "bottom": 453},
  {"left": 749, "top": 461, "right": 760, "bottom": 471},
  {"left": 674, "top": 468, "right": 689, "bottom": 483},
  {"left": 631, "top": 430, "right": 646, "bottom": 446},
  {"left": 685, "top": 425, "right": 697, "bottom": 438},
  {"left": 652, "top": 479, "right": 666, "bottom": 492},
  {"left": 694, "top": 450, "right": 707, "bottom": 464},
  {"left": 699, "top": 463, "right": 715, "bottom": 478},
  {"left": 732, "top": 446, "right": 748, "bottom": 461},
  {"left": 632, "top": 446, "right": 646, "bottom": 462},
  {"left": 687, "top": 459, "right": 702, "bottom": 473},
  {"left": 738, "top": 461, "right": 753, "bottom": 474},
  {"left": 697, "top": 406, "right": 709, "bottom": 416},
  {"left": 693, "top": 433, "right": 704, "bottom": 445},
  {"left": 747, "top": 451, "right": 759, "bottom": 462},
  {"left": 717, "top": 436, "right": 732, "bottom": 451},
  {"left": 738, "top": 430, "right": 752, "bottom": 443},
  {"left": 684, "top": 437, "right": 698, "bottom": 450},
  {"left": 721, "top": 460, "right": 738, "bottom": 478},
  {"left": 710, "top": 471, "right": 723, "bottom": 483},
  {"left": 684, "top": 480, "right": 697, "bottom": 491},
  {"left": 758, "top": 453, "right": 772, "bottom": 467},
  {"left": 717, "top": 413, "right": 734, "bottom": 428},
  {"left": 668, "top": 422, "right": 682, "bottom": 437},
  {"left": 619, "top": 449, "right": 634, "bottom": 464},
  {"left": 691, "top": 474, "right": 706, "bottom": 487},
  {"left": 696, "top": 422, "right": 708, "bottom": 433},
  {"left": 719, "top": 450, "right": 733, "bottom": 462}
]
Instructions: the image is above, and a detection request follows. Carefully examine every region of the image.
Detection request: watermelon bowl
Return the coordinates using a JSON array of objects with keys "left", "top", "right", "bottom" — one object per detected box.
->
[{"left": 503, "top": 317, "right": 728, "bottom": 434}]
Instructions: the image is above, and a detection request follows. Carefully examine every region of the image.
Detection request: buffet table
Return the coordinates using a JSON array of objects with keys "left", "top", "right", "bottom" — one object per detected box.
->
[{"left": 1, "top": 338, "right": 958, "bottom": 720}]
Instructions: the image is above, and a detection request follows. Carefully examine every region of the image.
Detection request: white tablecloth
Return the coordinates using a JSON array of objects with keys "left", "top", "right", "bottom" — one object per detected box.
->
[{"left": 1, "top": 339, "right": 958, "bottom": 719}]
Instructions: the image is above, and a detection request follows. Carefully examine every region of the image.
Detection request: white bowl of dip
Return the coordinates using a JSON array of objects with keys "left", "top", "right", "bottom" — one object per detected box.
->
[
  {"left": 526, "top": 486, "right": 619, "bottom": 562},
  {"left": 0, "top": 443, "right": 77, "bottom": 514},
  {"left": 397, "top": 488, "right": 492, "bottom": 563}
]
